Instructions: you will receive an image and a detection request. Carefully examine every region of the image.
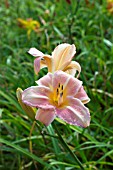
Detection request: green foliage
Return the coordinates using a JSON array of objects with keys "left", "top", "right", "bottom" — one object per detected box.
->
[{"left": 0, "top": 0, "right": 113, "bottom": 169}]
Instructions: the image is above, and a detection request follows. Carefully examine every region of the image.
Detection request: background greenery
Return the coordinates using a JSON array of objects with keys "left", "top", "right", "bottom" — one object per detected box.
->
[{"left": 0, "top": 0, "right": 113, "bottom": 169}]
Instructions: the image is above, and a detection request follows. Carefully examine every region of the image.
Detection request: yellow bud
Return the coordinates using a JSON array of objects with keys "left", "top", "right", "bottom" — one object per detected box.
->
[{"left": 16, "top": 88, "right": 35, "bottom": 120}]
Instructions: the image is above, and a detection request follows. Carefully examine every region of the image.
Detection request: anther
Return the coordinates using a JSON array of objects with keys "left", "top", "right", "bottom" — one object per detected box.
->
[
  {"left": 60, "top": 92, "right": 63, "bottom": 97},
  {"left": 57, "top": 88, "right": 59, "bottom": 94},
  {"left": 61, "top": 85, "right": 63, "bottom": 90},
  {"left": 59, "top": 83, "right": 60, "bottom": 88}
]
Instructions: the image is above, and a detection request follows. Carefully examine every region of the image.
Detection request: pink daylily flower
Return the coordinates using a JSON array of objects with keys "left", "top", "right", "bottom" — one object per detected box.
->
[
  {"left": 22, "top": 71, "right": 90, "bottom": 127},
  {"left": 28, "top": 43, "right": 81, "bottom": 77}
]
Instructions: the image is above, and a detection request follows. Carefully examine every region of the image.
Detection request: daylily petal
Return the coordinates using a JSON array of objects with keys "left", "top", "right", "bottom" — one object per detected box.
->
[
  {"left": 35, "top": 108, "right": 56, "bottom": 126},
  {"left": 28, "top": 47, "right": 44, "bottom": 57},
  {"left": 57, "top": 60, "right": 71, "bottom": 71},
  {"left": 22, "top": 86, "right": 54, "bottom": 109},
  {"left": 64, "top": 61, "right": 81, "bottom": 77},
  {"left": 56, "top": 98, "right": 90, "bottom": 127},
  {"left": 40, "top": 55, "right": 52, "bottom": 72},
  {"left": 28, "top": 48, "right": 52, "bottom": 74},
  {"left": 28, "top": 48, "right": 45, "bottom": 75},
  {"left": 36, "top": 72, "right": 53, "bottom": 88},
  {"left": 75, "top": 86, "right": 90, "bottom": 104},
  {"left": 52, "top": 71, "right": 82, "bottom": 96},
  {"left": 52, "top": 43, "right": 76, "bottom": 71},
  {"left": 34, "top": 57, "right": 42, "bottom": 75}
]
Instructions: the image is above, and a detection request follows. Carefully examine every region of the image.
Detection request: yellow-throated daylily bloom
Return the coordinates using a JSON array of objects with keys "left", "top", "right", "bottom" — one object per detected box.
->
[
  {"left": 22, "top": 71, "right": 90, "bottom": 127},
  {"left": 17, "top": 18, "right": 40, "bottom": 38},
  {"left": 28, "top": 43, "right": 81, "bottom": 77}
]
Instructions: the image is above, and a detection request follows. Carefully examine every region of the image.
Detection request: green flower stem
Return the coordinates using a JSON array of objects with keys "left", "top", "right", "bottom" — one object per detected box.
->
[
  {"left": 29, "top": 121, "right": 36, "bottom": 153},
  {"left": 53, "top": 122, "right": 85, "bottom": 170}
]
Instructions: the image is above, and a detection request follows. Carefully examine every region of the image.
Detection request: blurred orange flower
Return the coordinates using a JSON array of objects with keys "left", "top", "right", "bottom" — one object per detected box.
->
[
  {"left": 17, "top": 18, "right": 40, "bottom": 38},
  {"left": 107, "top": 0, "right": 113, "bottom": 14}
]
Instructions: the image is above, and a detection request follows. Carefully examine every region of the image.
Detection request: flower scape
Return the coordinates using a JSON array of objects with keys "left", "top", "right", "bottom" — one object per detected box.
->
[{"left": 18, "top": 43, "right": 90, "bottom": 127}]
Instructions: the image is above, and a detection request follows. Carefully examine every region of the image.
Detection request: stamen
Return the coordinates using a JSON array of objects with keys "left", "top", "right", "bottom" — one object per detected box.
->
[
  {"left": 54, "top": 83, "right": 64, "bottom": 106},
  {"left": 57, "top": 88, "right": 59, "bottom": 95},
  {"left": 58, "top": 92, "right": 63, "bottom": 106},
  {"left": 61, "top": 85, "right": 63, "bottom": 90},
  {"left": 60, "top": 92, "right": 63, "bottom": 97}
]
